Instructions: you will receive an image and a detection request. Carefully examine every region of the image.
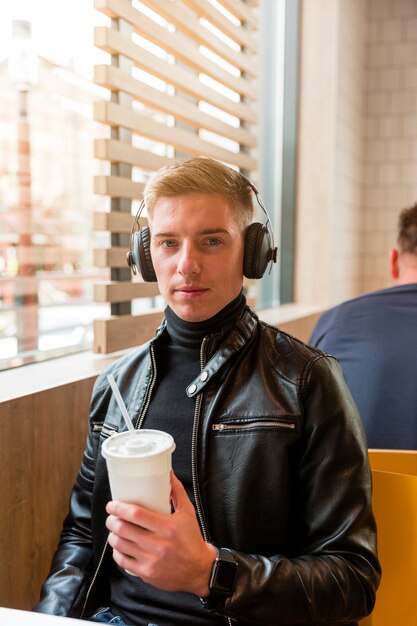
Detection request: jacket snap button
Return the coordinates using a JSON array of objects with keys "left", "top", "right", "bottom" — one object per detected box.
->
[
  {"left": 188, "top": 383, "right": 197, "bottom": 394},
  {"left": 200, "top": 371, "right": 208, "bottom": 381}
]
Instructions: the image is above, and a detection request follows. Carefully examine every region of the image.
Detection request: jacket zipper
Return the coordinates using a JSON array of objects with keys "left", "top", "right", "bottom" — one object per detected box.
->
[
  {"left": 81, "top": 345, "right": 158, "bottom": 619},
  {"left": 191, "top": 340, "right": 235, "bottom": 626},
  {"left": 191, "top": 337, "right": 209, "bottom": 542},
  {"left": 212, "top": 420, "right": 296, "bottom": 432},
  {"left": 137, "top": 342, "right": 157, "bottom": 429},
  {"left": 80, "top": 537, "right": 109, "bottom": 619}
]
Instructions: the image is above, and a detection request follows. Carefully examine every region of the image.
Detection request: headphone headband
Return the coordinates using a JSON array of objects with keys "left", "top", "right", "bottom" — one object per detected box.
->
[{"left": 127, "top": 200, "right": 145, "bottom": 275}]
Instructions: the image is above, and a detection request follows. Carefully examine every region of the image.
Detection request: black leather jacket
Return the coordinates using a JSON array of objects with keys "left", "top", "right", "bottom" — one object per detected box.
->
[{"left": 34, "top": 307, "right": 381, "bottom": 625}]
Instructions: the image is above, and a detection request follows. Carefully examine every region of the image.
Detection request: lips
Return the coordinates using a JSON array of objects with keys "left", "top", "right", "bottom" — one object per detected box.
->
[
  {"left": 178, "top": 287, "right": 203, "bottom": 292},
  {"left": 175, "top": 286, "right": 208, "bottom": 295}
]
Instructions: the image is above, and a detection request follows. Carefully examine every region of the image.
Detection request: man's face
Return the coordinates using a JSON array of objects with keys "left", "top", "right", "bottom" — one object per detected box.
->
[{"left": 149, "top": 192, "right": 245, "bottom": 322}]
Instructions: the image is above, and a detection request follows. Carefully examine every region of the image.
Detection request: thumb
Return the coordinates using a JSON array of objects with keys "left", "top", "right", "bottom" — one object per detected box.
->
[{"left": 170, "top": 470, "right": 193, "bottom": 512}]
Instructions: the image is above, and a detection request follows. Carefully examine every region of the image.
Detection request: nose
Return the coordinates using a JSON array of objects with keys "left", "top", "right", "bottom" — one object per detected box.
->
[{"left": 177, "top": 241, "right": 201, "bottom": 276}]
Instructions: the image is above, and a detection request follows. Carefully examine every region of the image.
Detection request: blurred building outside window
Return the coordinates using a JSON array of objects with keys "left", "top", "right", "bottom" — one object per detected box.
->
[{"left": 0, "top": 1, "right": 110, "bottom": 371}]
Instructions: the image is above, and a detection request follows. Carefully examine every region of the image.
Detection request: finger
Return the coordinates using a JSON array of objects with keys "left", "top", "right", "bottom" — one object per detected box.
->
[
  {"left": 111, "top": 546, "right": 133, "bottom": 571},
  {"left": 106, "top": 513, "right": 171, "bottom": 562},
  {"left": 106, "top": 513, "right": 149, "bottom": 540},
  {"left": 106, "top": 500, "right": 163, "bottom": 531},
  {"left": 108, "top": 528, "right": 145, "bottom": 560},
  {"left": 110, "top": 547, "right": 154, "bottom": 584},
  {"left": 110, "top": 543, "right": 142, "bottom": 576}
]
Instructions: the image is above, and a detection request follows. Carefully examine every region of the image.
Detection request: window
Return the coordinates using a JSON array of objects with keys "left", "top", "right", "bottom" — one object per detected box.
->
[
  {"left": 0, "top": 1, "right": 109, "bottom": 370},
  {"left": 0, "top": 1, "right": 294, "bottom": 367}
]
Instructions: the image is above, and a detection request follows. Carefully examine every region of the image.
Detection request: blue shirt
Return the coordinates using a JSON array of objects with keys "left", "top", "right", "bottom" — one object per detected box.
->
[{"left": 309, "top": 284, "right": 417, "bottom": 449}]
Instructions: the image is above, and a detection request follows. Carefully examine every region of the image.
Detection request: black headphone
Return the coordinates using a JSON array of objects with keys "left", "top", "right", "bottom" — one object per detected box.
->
[{"left": 127, "top": 174, "right": 278, "bottom": 282}]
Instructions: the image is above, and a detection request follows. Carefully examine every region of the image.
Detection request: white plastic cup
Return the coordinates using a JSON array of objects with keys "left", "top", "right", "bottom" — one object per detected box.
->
[{"left": 101, "top": 429, "right": 176, "bottom": 515}]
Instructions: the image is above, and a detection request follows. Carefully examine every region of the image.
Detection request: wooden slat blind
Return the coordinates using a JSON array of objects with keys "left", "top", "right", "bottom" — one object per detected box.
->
[{"left": 93, "top": 0, "right": 259, "bottom": 354}]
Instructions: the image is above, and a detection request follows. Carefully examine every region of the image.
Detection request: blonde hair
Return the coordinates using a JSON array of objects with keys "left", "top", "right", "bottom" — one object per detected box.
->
[{"left": 143, "top": 157, "right": 254, "bottom": 229}]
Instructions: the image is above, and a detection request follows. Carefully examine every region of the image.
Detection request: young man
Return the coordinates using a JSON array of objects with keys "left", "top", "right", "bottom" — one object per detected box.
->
[
  {"left": 309, "top": 202, "right": 417, "bottom": 449},
  {"left": 35, "top": 158, "right": 380, "bottom": 625}
]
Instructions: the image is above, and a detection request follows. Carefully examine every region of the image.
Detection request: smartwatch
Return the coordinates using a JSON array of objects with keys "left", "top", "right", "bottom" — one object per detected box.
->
[{"left": 208, "top": 548, "right": 237, "bottom": 596}]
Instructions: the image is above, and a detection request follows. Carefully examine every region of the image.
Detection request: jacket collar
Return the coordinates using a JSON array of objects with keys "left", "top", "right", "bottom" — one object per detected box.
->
[{"left": 185, "top": 307, "right": 258, "bottom": 397}]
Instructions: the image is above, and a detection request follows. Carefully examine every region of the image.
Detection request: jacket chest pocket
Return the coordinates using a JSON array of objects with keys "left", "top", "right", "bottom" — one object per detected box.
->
[{"left": 212, "top": 417, "right": 297, "bottom": 434}]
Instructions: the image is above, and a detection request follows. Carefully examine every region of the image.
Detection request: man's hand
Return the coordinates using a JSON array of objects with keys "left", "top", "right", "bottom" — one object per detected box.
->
[{"left": 105, "top": 471, "right": 218, "bottom": 595}]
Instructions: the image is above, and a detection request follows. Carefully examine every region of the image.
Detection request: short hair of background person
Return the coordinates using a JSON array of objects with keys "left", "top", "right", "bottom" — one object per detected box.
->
[
  {"left": 309, "top": 201, "right": 417, "bottom": 450},
  {"left": 389, "top": 202, "right": 417, "bottom": 283}
]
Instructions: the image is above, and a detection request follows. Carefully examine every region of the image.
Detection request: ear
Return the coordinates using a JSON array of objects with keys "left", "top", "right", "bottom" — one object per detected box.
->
[{"left": 390, "top": 248, "right": 400, "bottom": 279}]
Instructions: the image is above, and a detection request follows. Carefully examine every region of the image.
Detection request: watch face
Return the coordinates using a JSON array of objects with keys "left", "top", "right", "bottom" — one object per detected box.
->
[{"left": 211, "top": 558, "right": 237, "bottom": 593}]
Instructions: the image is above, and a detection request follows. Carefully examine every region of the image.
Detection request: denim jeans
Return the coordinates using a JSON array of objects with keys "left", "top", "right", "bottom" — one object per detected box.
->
[{"left": 90, "top": 607, "right": 159, "bottom": 626}]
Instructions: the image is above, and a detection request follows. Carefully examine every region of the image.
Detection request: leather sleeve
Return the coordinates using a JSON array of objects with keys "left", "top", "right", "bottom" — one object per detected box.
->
[{"left": 210, "top": 356, "right": 381, "bottom": 625}]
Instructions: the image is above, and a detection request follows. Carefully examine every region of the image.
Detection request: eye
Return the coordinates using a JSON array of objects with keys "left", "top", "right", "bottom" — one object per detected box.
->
[
  {"left": 204, "top": 237, "right": 222, "bottom": 246},
  {"left": 160, "top": 239, "right": 177, "bottom": 248}
]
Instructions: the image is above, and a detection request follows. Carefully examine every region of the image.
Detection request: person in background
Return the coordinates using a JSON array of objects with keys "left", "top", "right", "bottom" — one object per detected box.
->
[
  {"left": 34, "top": 157, "right": 380, "bottom": 626},
  {"left": 309, "top": 202, "right": 417, "bottom": 450}
]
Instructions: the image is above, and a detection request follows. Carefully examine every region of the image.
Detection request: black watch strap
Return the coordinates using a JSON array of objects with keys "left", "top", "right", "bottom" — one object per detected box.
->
[{"left": 208, "top": 548, "right": 237, "bottom": 597}]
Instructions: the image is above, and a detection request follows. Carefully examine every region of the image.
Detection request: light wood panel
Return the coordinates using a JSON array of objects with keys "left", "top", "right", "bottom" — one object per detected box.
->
[
  {"left": 94, "top": 174, "right": 144, "bottom": 199},
  {"left": 93, "top": 246, "right": 128, "bottom": 269},
  {"left": 217, "top": 0, "right": 259, "bottom": 30},
  {"left": 94, "top": 138, "right": 172, "bottom": 171},
  {"left": 182, "top": 0, "right": 258, "bottom": 54},
  {"left": 95, "top": 0, "right": 255, "bottom": 97},
  {"left": 94, "top": 101, "right": 256, "bottom": 170},
  {"left": 93, "top": 209, "right": 139, "bottom": 233},
  {"left": 94, "top": 64, "right": 257, "bottom": 145},
  {"left": 138, "top": 0, "right": 258, "bottom": 78},
  {"left": 94, "top": 26, "right": 257, "bottom": 134},
  {"left": 94, "top": 311, "right": 164, "bottom": 353},
  {"left": 94, "top": 280, "right": 160, "bottom": 303}
]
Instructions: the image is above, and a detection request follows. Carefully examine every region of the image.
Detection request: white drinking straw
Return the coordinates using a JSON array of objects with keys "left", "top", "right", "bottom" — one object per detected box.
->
[{"left": 107, "top": 374, "right": 135, "bottom": 432}]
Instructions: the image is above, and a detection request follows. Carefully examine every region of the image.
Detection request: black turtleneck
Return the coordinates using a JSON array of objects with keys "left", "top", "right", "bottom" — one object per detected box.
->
[
  {"left": 111, "top": 292, "right": 246, "bottom": 626},
  {"left": 164, "top": 290, "right": 246, "bottom": 348}
]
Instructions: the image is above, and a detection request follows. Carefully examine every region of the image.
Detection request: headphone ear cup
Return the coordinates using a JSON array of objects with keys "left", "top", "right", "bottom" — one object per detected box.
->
[
  {"left": 135, "top": 227, "right": 157, "bottom": 282},
  {"left": 243, "top": 222, "right": 271, "bottom": 279}
]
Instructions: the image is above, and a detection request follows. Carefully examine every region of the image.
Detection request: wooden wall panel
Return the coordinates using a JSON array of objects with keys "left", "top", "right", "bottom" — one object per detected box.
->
[
  {"left": 0, "top": 377, "right": 96, "bottom": 610},
  {"left": 94, "top": 280, "right": 160, "bottom": 302}
]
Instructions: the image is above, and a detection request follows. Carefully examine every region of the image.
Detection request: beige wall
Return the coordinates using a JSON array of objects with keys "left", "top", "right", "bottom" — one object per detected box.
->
[
  {"left": 363, "top": 0, "right": 417, "bottom": 292},
  {"left": 294, "top": 0, "right": 340, "bottom": 305},
  {"left": 333, "top": 0, "right": 368, "bottom": 302},
  {"left": 295, "top": 0, "right": 417, "bottom": 306}
]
